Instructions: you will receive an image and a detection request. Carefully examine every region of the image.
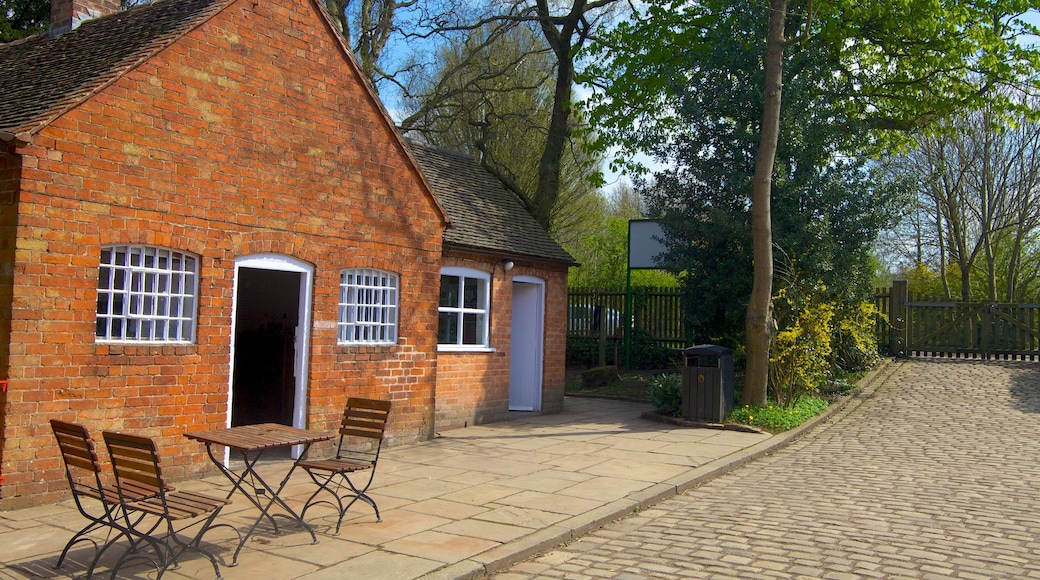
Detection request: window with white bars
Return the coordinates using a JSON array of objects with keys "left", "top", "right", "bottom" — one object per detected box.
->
[
  {"left": 95, "top": 245, "right": 198, "bottom": 343},
  {"left": 338, "top": 268, "right": 398, "bottom": 344}
]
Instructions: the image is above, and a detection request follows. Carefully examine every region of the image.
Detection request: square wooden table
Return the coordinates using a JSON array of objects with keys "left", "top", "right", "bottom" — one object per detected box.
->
[{"left": 184, "top": 423, "right": 335, "bottom": 565}]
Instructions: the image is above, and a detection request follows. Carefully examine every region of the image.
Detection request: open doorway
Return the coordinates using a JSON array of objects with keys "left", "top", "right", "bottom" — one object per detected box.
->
[
  {"left": 230, "top": 256, "right": 313, "bottom": 429},
  {"left": 232, "top": 268, "right": 299, "bottom": 426}
]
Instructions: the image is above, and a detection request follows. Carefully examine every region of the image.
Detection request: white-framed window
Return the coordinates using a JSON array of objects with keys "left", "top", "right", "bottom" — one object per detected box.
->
[
  {"left": 95, "top": 245, "right": 198, "bottom": 343},
  {"left": 339, "top": 268, "right": 399, "bottom": 344},
  {"left": 438, "top": 267, "right": 490, "bottom": 349}
]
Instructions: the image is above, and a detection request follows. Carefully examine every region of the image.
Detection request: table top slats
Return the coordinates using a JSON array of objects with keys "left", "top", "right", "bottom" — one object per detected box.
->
[{"left": 184, "top": 423, "right": 334, "bottom": 452}]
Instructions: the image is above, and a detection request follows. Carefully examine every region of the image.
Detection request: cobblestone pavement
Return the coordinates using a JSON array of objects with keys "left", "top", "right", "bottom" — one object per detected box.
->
[{"left": 495, "top": 359, "right": 1040, "bottom": 580}]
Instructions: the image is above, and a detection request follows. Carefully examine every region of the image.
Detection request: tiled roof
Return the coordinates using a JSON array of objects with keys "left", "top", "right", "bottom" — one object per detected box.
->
[
  {"left": 0, "top": 0, "right": 231, "bottom": 136},
  {"left": 409, "top": 140, "right": 576, "bottom": 265}
]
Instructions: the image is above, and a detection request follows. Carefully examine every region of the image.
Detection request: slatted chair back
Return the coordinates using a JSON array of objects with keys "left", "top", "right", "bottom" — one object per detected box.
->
[
  {"left": 102, "top": 431, "right": 167, "bottom": 504},
  {"left": 334, "top": 397, "right": 392, "bottom": 461},
  {"left": 51, "top": 419, "right": 106, "bottom": 501},
  {"left": 50, "top": 419, "right": 141, "bottom": 575}
]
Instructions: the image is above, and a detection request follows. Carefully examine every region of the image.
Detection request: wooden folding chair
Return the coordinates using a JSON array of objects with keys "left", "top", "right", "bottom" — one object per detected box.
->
[
  {"left": 102, "top": 431, "right": 238, "bottom": 579},
  {"left": 50, "top": 419, "right": 160, "bottom": 577},
  {"left": 298, "top": 397, "right": 391, "bottom": 535}
]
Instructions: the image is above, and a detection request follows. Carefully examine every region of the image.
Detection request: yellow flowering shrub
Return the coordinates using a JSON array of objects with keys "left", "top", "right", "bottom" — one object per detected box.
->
[
  {"left": 833, "top": 301, "right": 883, "bottom": 372},
  {"left": 769, "top": 285, "right": 834, "bottom": 408}
]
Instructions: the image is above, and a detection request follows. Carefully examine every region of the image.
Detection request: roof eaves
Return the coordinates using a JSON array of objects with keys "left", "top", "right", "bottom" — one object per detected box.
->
[
  {"left": 0, "top": 130, "right": 29, "bottom": 146},
  {"left": 10, "top": 0, "right": 236, "bottom": 138},
  {"left": 443, "top": 241, "right": 579, "bottom": 268}
]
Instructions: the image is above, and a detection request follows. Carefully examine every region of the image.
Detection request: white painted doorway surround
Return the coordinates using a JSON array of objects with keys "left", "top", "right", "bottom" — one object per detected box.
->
[{"left": 228, "top": 254, "right": 314, "bottom": 458}]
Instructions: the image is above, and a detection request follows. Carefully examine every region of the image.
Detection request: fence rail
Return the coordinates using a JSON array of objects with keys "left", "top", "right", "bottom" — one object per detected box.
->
[
  {"left": 568, "top": 287, "right": 687, "bottom": 367},
  {"left": 876, "top": 280, "right": 1040, "bottom": 360},
  {"left": 572, "top": 282, "right": 1040, "bottom": 364}
]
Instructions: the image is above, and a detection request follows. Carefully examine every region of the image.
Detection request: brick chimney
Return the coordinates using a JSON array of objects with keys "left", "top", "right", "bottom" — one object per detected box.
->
[{"left": 50, "top": 0, "right": 120, "bottom": 37}]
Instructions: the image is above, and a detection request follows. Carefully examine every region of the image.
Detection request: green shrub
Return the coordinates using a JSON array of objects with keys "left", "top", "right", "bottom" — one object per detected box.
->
[
  {"left": 566, "top": 337, "right": 618, "bottom": 367},
  {"left": 627, "top": 327, "right": 683, "bottom": 370},
  {"left": 770, "top": 285, "right": 834, "bottom": 408},
  {"left": 832, "top": 301, "right": 883, "bottom": 373},
  {"left": 647, "top": 373, "right": 682, "bottom": 416}
]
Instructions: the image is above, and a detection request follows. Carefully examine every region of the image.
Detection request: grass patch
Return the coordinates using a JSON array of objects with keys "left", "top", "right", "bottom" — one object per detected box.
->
[{"left": 726, "top": 396, "right": 829, "bottom": 432}]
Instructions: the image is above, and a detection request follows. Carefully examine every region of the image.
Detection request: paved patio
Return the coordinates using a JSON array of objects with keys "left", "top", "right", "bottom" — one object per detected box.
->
[{"left": 0, "top": 388, "right": 867, "bottom": 580}]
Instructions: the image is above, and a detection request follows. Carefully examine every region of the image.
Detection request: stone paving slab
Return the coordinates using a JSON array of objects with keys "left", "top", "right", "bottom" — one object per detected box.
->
[{"left": 0, "top": 391, "right": 783, "bottom": 580}]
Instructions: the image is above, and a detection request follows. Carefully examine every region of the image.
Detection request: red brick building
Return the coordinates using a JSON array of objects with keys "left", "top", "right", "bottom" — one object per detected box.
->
[
  {"left": 409, "top": 142, "right": 574, "bottom": 430},
  {"left": 0, "top": 0, "right": 574, "bottom": 508}
]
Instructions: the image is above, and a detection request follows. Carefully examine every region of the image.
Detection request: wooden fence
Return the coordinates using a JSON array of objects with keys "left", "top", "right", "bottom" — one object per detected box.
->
[
  {"left": 568, "top": 287, "right": 686, "bottom": 367},
  {"left": 876, "top": 280, "right": 1040, "bottom": 360},
  {"left": 572, "top": 282, "right": 1040, "bottom": 364}
]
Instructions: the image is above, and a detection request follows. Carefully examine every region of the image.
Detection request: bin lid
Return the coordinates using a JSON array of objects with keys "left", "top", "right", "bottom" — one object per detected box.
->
[{"left": 684, "top": 344, "right": 733, "bottom": 357}]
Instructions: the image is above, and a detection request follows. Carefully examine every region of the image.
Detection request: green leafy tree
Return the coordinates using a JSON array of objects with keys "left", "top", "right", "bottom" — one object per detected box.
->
[
  {"left": 1, "top": 0, "right": 48, "bottom": 42},
  {"left": 585, "top": 0, "right": 1040, "bottom": 406},
  {"left": 405, "top": 22, "right": 603, "bottom": 237},
  {"left": 566, "top": 183, "right": 678, "bottom": 289},
  {"left": 603, "top": 1, "right": 898, "bottom": 352}
]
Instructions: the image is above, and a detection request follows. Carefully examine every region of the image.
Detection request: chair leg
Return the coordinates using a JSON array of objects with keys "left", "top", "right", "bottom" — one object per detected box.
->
[
  {"left": 338, "top": 473, "right": 381, "bottom": 523},
  {"left": 55, "top": 520, "right": 102, "bottom": 569},
  {"left": 58, "top": 503, "right": 140, "bottom": 576},
  {"left": 301, "top": 469, "right": 380, "bottom": 536},
  {"left": 300, "top": 473, "right": 346, "bottom": 535}
]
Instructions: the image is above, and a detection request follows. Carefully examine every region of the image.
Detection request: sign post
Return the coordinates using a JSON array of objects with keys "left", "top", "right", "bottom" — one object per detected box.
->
[{"left": 626, "top": 220, "right": 669, "bottom": 370}]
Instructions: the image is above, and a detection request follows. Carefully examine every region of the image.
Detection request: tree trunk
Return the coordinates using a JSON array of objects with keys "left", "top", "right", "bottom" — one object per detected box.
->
[
  {"left": 742, "top": 0, "right": 786, "bottom": 407},
  {"left": 532, "top": 45, "right": 573, "bottom": 230},
  {"left": 531, "top": 0, "right": 585, "bottom": 231}
]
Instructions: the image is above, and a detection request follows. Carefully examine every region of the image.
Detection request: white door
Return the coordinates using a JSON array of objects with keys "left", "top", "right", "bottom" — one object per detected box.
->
[{"left": 509, "top": 278, "right": 545, "bottom": 411}]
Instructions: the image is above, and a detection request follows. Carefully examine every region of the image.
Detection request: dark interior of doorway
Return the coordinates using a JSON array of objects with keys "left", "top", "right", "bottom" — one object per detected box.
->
[{"left": 231, "top": 268, "right": 301, "bottom": 427}]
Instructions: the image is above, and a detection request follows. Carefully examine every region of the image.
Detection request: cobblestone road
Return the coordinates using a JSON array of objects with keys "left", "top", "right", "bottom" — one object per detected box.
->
[{"left": 495, "top": 359, "right": 1040, "bottom": 579}]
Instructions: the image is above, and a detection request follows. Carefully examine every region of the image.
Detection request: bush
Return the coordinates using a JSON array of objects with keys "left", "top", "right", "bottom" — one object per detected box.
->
[
  {"left": 832, "top": 301, "right": 883, "bottom": 373},
  {"left": 770, "top": 285, "right": 834, "bottom": 408},
  {"left": 566, "top": 337, "right": 618, "bottom": 367},
  {"left": 647, "top": 373, "right": 682, "bottom": 416},
  {"left": 627, "top": 327, "right": 683, "bottom": 370}
]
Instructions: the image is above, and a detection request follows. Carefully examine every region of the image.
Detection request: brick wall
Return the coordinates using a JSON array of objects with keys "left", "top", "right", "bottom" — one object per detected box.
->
[
  {"left": 0, "top": 0, "right": 444, "bottom": 508},
  {"left": 434, "top": 252, "right": 569, "bottom": 430},
  {"left": 0, "top": 149, "right": 19, "bottom": 490}
]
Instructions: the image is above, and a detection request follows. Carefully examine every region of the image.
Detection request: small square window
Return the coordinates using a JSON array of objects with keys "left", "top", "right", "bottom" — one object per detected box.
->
[
  {"left": 437, "top": 268, "right": 490, "bottom": 349},
  {"left": 95, "top": 245, "right": 198, "bottom": 343},
  {"left": 338, "top": 269, "right": 398, "bottom": 344}
]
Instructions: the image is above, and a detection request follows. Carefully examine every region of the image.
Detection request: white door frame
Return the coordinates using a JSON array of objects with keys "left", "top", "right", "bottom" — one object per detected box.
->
[
  {"left": 229, "top": 254, "right": 313, "bottom": 455},
  {"left": 509, "top": 276, "right": 545, "bottom": 411}
]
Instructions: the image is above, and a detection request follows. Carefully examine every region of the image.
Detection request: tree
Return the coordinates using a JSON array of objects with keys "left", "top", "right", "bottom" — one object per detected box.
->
[
  {"left": 883, "top": 98, "right": 1040, "bottom": 302},
  {"left": 564, "top": 183, "right": 677, "bottom": 289},
  {"left": 585, "top": 0, "right": 1040, "bottom": 406},
  {"left": 403, "top": 22, "right": 603, "bottom": 240},
  {"left": 327, "top": 0, "right": 625, "bottom": 232},
  {"left": 624, "top": 1, "right": 898, "bottom": 353},
  {"left": 1, "top": 0, "right": 48, "bottom": 42}
]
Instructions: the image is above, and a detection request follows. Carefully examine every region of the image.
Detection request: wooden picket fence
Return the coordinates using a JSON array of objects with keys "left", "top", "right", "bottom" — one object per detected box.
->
[
  {"left": 572, "top": 282, "right": 1040, "bottom": 363},
  {"left": 876, "top": 280, "right": 1040, "bottom": 360},
  {"left": 568, "top": 287, "right": 686, "bottom": 348}
]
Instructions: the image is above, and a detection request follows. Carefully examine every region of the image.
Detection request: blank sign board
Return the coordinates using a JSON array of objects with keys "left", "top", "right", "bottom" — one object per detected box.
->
[{"left": 628, "top": 220, "right": 668, "bottom": 269}]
